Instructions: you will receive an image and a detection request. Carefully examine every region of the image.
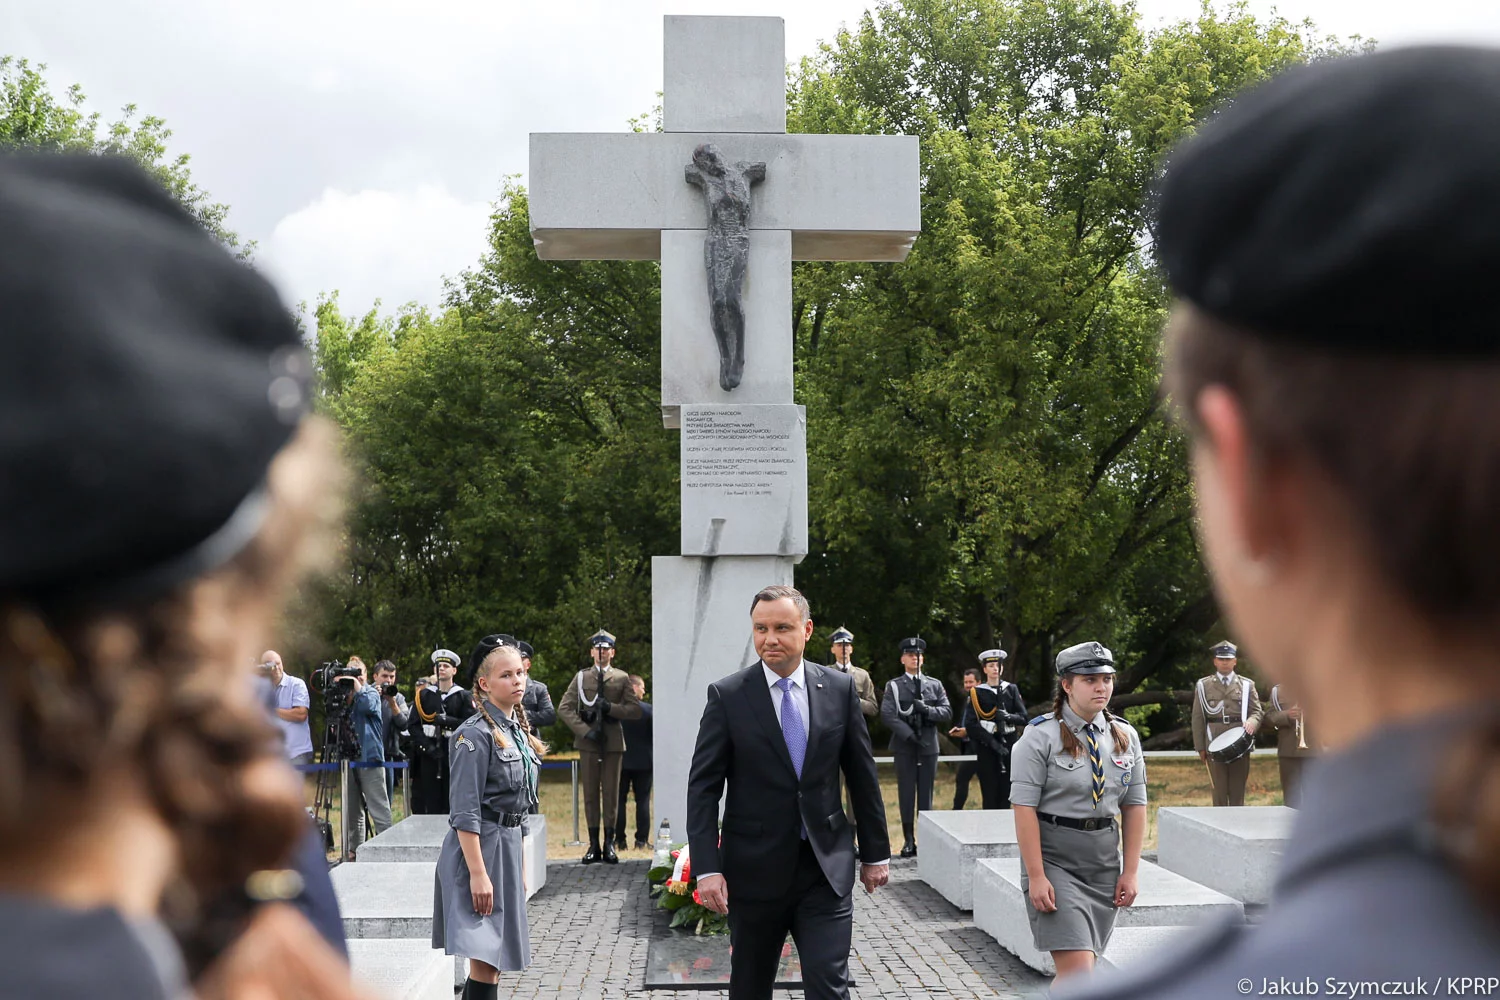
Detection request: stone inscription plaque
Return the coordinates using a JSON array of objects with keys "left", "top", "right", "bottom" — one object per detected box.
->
[{"left": 679, "top": 404, "right": 807, "bottom": 558}]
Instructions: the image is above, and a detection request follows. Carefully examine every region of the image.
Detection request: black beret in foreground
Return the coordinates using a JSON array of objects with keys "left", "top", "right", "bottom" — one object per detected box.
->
[
  {"left": 1155, "top": 45, "right": 1500, "bottom": 356},
  {"left": 0, "top": 154, "right": 309, "bottom": 603}
]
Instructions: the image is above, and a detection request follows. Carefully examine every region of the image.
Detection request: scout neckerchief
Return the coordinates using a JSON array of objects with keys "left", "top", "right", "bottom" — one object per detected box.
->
[{"left": 1084, "top": 722, "right": 1105, "bottom": 805}]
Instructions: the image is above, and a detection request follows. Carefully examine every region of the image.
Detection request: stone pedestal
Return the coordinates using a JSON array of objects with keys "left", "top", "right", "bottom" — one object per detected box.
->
[
  {"left": 916, "top": 810, "right": 1019, "bottom": 910},
  {"left": 653, "top": 554, "right": 796, "bottom": 840},
  {"left": 972, "top": 857, "right": 1243, "bottom": 975},
  {"left": 354, "top": 814, "right": 547, "bottom": 898},
  {"left": 346, "top": 939, "right": 452, "bottom": 1000},
  {"left": 1156, "top": 806, "right": 1294, "bottom": 905}
]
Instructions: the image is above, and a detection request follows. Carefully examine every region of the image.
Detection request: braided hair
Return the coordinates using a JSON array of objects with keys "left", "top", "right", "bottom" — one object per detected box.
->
[
  {"left": 472, "top": 646, "right": 549, "bottom": 758},
  {"left": 1051, "top": 684, "right": 1131, "bottom": 758}
]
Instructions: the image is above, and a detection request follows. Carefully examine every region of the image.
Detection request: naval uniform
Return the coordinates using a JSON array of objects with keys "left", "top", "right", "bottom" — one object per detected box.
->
[
  {"left": 432, "top": 711, "right": 538, "bottom": 971},
  {"left": 961, "top": 681, "right": 1029, "bottom": 809},
  {"left": 413, "top": 683, "right": 474, "bottom": 815},
  {"left": 1010, "top": 704, "right": 1146, "bottom": 955},
  {"left": 880, "top": 672, "right": 953, "bottom": 844},
  {"left": 1265, "top": 684, "right": 1317, "bottom": 809},
  {"left": 1191, "top": 672, "right": 1263, "bottom": 806}
]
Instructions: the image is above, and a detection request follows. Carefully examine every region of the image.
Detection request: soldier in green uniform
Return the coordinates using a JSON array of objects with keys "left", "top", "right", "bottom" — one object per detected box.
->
[
  {"left": 828, "top": 627, "right": 878, "bottom": 718},
  {"left": 556, "top": 629, "right": 643, "bottom": 864},
  {"left": 1190, "top": 641, "right": 1263, "bottom": 806},
  {"left": 1265, "top": 683, "right": 1316, "bottom": 808}
]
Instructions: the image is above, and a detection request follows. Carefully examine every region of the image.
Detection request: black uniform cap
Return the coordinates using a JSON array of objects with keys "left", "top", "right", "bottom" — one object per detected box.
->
[
  {"left": 0, "top": 153, "right": 309, "bottom": 604},
  {"left": 517, "top": 640, "right": 535, "bottom": 659},
  {"left": 1155, "top": 46, "right": 1500, "bottom": 357},
  {"left": 899, "top": 637, "right": 926, "bottom": 654}
]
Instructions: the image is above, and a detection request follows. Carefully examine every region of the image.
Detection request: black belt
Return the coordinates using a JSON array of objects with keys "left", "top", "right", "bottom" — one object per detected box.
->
[
  {"left": 481, "top": 808, "right": 528, "bottom": 828},
  {"left": 1037, "top": 811, "right": 1115, "bottom": 831}
]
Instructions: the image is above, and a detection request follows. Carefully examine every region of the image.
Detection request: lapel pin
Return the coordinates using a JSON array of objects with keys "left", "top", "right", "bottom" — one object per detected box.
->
[{"left": 816, "top": 683, "right": 823, "bottom": 689}]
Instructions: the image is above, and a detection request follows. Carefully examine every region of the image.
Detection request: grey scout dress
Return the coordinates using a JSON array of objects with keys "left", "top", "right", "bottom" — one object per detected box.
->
[
  {"left": 1009, "top": 703, "right": 1147, "bottom": 955},
  {"left": 432, "top": 709, "right": 539, "bottom": 971}
]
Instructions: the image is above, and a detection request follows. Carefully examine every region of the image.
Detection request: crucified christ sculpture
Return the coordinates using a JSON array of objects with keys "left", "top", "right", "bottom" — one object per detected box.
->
[{"left": 685, "top": 143, "right": 766, "bottom": 391}]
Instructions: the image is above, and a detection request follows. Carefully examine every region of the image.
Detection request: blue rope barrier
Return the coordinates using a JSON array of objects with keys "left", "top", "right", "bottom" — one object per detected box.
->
[{"left": 294, "top": 761, "right": 409, "bottom": 773}]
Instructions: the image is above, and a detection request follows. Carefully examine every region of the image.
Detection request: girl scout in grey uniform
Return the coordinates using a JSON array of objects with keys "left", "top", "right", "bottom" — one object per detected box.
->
[
  {"left": 433, "top": 643, "right": 545, "bottom": 1000},
  {"left": 1009, "top": 641, "right": 1146, "bottom": 983}
]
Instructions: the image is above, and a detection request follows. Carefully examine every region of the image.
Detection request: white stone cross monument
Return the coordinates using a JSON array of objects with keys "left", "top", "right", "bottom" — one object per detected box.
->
[{"left": 529, "top": 14, "right": 920, "bottom": 837}]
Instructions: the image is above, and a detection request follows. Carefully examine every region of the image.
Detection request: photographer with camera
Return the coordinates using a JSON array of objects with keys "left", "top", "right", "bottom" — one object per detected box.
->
[
  {"left": 341, "top": 656, "right": 393, "bottom": 859},
  {"left": 261, "top": 649, "right": 315, "bottom": 767},
  {"left": 372, "top": 660, "right": 410, "bottom": 806}
]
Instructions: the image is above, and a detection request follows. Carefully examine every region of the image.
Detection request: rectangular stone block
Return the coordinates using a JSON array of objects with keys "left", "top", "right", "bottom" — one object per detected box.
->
[
  {"left": 972, "top": 857, "right": 1243, "bottom": 975},
  {"left": 653, "top": 554, "right": 796, "bottom": 839},
  {"left": 660, "top": 230, "right": 792, "bottom": 426},
  {"left": 664, "top": 16, "right": 786, "bottom": 134},
  {"left": 354, "top": 815, "right": 547, "bottom": 899},
  {"left": 1156, "top": 806, "right": 1294, "bottom": 905},
  {"left": 529, "top": 132, "right": 920, "bottom": 261},
  {"left": 916, "top": 810, "right": 1019, "bottom": 910},
  {"left": 333, "top": 861, "right": 438, "bottom": 940},
  {"left": 679, "top": 405, "right": 807, "bottom": 556},
  {"left": 346, "top": 939, "right": 452, "bottom": 1000}
]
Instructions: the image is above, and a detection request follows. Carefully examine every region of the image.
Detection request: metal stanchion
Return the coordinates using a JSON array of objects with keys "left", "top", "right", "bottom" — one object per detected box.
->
[
  {"left": 401, "top": 762, "right": 411, "bottom": 819},
  {"left": 567, "top": 758, "right": 582, "bottom": 846},
  {"left": 339, "top": 759, "right": 351, "bottom": 862}
]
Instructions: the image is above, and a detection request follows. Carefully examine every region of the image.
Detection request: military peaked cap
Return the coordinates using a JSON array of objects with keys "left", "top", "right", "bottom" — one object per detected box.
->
[
  {"left": 978, "top": 648, "right": 1008, "bottom": 663},
  {"left": 1156, "top": 46, "right": 1500, "bottom": 357},
  {"left": 0, "top": 154, "right": 310, "bottom": 603},
  {"left": 431, "top": 649, "right": 461, "bottom": 667},
  {"left": 1055, "top": 641, "right": 1115, "bottom": 677},
  {"left": 830, "top": 627, "right": 855, "bottom": 645},
  {"left": 900, "top": 637, "right": 927, "bottom": 654},
  {"left": 1211, "top": 640, "right": 1238, "bottom": 659},
  {"left": 517, "top": 640, "right": 535, "bottom": 659},
  {"left": 590, "top": 629, "right": 617, "bottom": 649}
]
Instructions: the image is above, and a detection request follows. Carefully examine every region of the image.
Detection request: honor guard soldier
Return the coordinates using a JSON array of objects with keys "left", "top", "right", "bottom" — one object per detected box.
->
[
  {"left": 412, "top": 648, "right": 476, "bottom": 814},
  {"left": 1191, "top": 641, "right": 1263, "bottom": 806},
  {"left": 963, "top": 648, "right": 1030, "bottom": 809},
  {"left": 828, "top": 627, "right": 878, "bottom": 718},
  {"left": 557, "top": 629, "right": 643, "bottom": 864},
  {"left": 515, "top": 641, "right": 557, "bottom": 730},
  {"left": 880, "top": 637, "right": 952, "bottom": 857},
  {"left": 1266, "top": 683, "right": 1316, "bottom": 808}
]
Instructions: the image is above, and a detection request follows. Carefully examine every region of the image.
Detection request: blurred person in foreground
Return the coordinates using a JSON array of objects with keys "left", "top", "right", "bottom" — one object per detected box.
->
[
  {"left": 1070, "top": 45, "right": 1500, "bottom": 998},
  {"left": 0, "top": 153, "right": 358, "bottom": 998}
]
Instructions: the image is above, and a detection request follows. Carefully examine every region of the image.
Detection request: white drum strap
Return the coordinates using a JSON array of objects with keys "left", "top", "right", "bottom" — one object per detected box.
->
[{"left": 1240, "top": 678, "right": 1251, "bottom": 723}]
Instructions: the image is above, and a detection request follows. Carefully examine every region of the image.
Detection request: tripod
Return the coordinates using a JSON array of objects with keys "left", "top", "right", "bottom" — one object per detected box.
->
[{"left": 311, "top": 700, "right": 361, "bottom": 861}]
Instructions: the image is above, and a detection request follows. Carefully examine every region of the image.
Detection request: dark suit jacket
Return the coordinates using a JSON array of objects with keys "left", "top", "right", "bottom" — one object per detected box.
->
[
  {"left": 687, "top": 660, "right": 890, "bottom": 903},
  {"left": 621, "top": 701, "right": 652, "bottom": 771}
]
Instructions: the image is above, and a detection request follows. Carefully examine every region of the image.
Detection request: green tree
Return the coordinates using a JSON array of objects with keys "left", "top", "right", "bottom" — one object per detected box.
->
[{"left": 0, "top": 56, "right": 249, "bottom": 256}]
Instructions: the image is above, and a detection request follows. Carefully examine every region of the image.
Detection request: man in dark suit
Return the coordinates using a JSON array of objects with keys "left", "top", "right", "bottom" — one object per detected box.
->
[
  {"left": 688, "top": 585, "right": 891, "bottom": 1000},
  {"left": 616, "top": 674, "right": 653, "bottom": 849}
]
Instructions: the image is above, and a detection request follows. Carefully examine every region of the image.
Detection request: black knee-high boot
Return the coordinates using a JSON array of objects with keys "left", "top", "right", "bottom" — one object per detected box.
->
[
  {"left": 582, "top": 826, "right": 602, "bottom": 864},
  {"left": 463, "top": 980, "right": 499, "bottom": 1000},
  {"left": 603, "top": 827, "right": 620, "bottom": 864}
]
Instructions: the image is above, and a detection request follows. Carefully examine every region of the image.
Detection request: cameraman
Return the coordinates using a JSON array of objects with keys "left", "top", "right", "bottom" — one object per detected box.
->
[
  {"left": 373, "top": 660, "right": 410, "bottom": 807},
  {"left": 341, "top": 655, "right": 393, "bottom": 859}
]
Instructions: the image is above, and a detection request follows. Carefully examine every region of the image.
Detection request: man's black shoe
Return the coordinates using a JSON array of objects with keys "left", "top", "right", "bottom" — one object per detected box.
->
[
  {"left": 581, "top": 846, "right": 602, "bottom": 864},
  {"left": 899, "top": 841, "right": 917, "bottom": 859},
  {"left": 634, "top": 840, "right": 650, "bottom": 851},
  {"left": 603, "top": 842, "right": 619, "bottom": 864}
]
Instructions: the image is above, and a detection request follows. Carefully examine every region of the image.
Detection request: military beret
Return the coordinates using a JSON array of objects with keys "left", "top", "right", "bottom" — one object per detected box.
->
[
  {"left": 1211, "top": 640, "right": 1238, "bottom": 659},
  {"left": 517, "top": 640, "right": 535, "bottom": 659},
  {"left": 431, "top": 649, "right": 461, "bottom": 667},
  {"left": 1055, "top": 641, "right": 1115, "bottom": 677},
  {"left": 978, "top": 648, "right": 1007, "bottom": 663},
  {"left": 590, "top": 629, "right": 616, "bottom": 649},
  {"left": 0, "top": 154, "right": 310, "bottom": 603},
  {"left": 1155, "top": 46, "right": 1500, "bottom": 356},
  {"left": 899, "top": 637, "right": 926, "bottom": 654},
  {"left": 830, "top": 627, "right": 855, "bottom": 645}
]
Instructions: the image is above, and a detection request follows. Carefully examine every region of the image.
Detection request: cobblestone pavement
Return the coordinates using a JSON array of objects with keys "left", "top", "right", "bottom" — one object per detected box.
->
[{"left": 503, "top": 858, "right": 1049, "bottom": 999}]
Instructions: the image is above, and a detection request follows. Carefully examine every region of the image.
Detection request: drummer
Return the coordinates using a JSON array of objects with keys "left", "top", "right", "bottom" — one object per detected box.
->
[
  {"left": 1191, "top": 640, "right": 1263, "bottom": 806},
  {"left": 1010, "top": 642, "right": 1147, "bottom": 984}
]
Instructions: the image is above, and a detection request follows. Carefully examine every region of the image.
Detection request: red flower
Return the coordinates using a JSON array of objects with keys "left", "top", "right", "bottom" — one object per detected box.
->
[{"left": 671, "top": 849, "right": 681, "bottom": 859}]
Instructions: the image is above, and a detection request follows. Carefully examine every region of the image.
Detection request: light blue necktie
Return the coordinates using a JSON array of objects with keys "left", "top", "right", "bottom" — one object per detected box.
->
[{"left": 776, "top": 677, "right": 807, "bottom": 778}]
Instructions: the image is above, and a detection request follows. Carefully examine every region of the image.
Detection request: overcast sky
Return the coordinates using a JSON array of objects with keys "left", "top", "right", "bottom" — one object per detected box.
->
[{"left": 5, "top": 0, "right": 1500, "bottom": 318}]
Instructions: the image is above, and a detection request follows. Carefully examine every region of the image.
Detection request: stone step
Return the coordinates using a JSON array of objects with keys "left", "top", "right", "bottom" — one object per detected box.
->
[
  {"left": 1156, "top": 806, "right": 1294, "bottom": 905},
  {"left": 354, "top": 814, "right": 547, "bottom": 899},
  {"left": 346, "top": 939, "right": 452, "bottom": 1000},
  {"left": 916, "top": 809, "right": 1018, "bottom": 910},
  {"left": 972, "top": 857, "right": 1243, "bottom": 975}
]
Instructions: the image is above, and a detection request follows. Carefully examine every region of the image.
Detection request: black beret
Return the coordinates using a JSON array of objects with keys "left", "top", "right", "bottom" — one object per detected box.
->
[
  {"left": 0, "top": 153, "right": 309, "bottom": 602},
  {"left": 516, "top": 640, "right": 534, "bottom": 658},
  {"left": 1156, "top": 46, "right": 1500, "bottom": 356}
]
